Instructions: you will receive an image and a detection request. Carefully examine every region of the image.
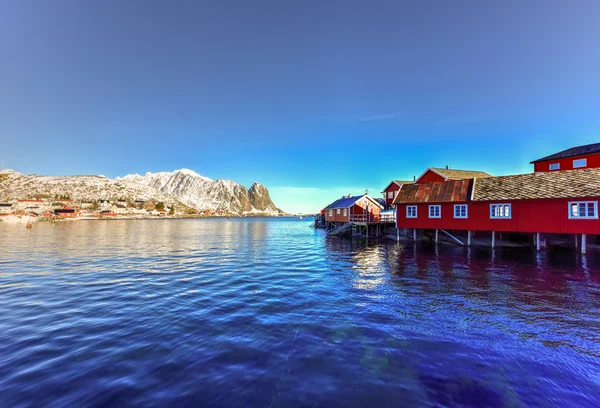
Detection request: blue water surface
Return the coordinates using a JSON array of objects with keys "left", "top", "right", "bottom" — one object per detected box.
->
[{"left": 1, "top": 218, "right": 599, "bottom": 407}]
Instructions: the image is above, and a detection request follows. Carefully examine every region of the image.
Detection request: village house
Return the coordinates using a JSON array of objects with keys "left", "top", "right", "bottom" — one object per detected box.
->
[
  {"left": 0, "top": 203, "right": 14, "bottom": 215},
  {"left": 157, "top": 209, "right": 168, "bottom": 216},
  {"left": 323, "top": 194, "right": 384, "bottom": 229},
  {"left": 394, "top": 167, "right": 600, "bottom": 253},
  {"left": 531, "top": 141, "right": 600, "bottom": 172},
  {"left": 381, "top": 180, "right": 413, "bottom": 208},
  {"left": 54, "top": 208, "right": 81, "bottom": 218},
  {"left": 114, "top": 205, "right": 130, "bottom": 215},
  {"left": 413, "top": 167, "right": 492, "bottom": 183},
  {"left": 149, "top": 209, "right": 160, "bottom": 216},
  {"left": 80, "top": 201, "right": 95, "bottom": 209}
]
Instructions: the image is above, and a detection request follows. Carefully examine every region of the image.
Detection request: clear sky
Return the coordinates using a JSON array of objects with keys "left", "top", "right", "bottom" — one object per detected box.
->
[{"left": 1, "top": 0, "right": 600, "bottom": 213}]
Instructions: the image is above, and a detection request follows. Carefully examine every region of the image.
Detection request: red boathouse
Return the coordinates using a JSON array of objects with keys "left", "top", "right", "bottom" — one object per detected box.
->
[
  {"left": 323, "top": 194, "right": 384, "bottom": 228},
  {"left": 394, "top": 168, "right": 600, "bottom": 252},
  {"left": 532, "top": 142, "right": 600, "bottom": 173},
  {"left": 381, "top": 180, "right": 413, "bottom": 207},
  {"left": 414, "top": 167, "right": 492, "bottom": 184}
]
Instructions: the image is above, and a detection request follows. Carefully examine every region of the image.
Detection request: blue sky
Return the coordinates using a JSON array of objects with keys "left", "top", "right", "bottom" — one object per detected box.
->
[{"left": 1, "top": 0, "right": 600, "bottom": 213}]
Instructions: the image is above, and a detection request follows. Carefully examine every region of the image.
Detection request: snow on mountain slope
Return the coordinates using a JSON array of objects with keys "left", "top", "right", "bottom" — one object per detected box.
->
[
  {"left": 0, "top": 171, "right": 181, "bottom": 205},
  {"left": 119, "top": 169, "right": 280, "bottom": 213}
]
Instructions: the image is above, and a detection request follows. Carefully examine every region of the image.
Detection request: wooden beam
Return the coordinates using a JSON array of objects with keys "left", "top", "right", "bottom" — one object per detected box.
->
[
  {"left": 582, "top": 234, "right": 587, "bottom": 254},
  {"left": 491, "top": 231, "right": 495, "bottom": 249},
  {"left": 440, "top": 229, "right": 464, "bottom": 245}
]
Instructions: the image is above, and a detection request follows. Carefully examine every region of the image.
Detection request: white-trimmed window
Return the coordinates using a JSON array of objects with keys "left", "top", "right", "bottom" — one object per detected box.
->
[
  {"left": 388, "top": 191, "right": 394, "bottom": 199},
  {"left": 343, "top": 208, "right": 347, "bottom": 216},
  {"left": 490, "top": 204, "right": 511, "bottom": 219},
  {"left": 549, "top": 163, "right": 560, "bottom": 171},
  {"left": 454, "top": 204, "right": 468, "bottom": 218},
  {"left": 329, "top": 210, "right": 333, "bottom": 217},
  {"left": 573, "top": 158, "right": 587, "bottom": 168},
  {"left": 406, "top": 206, "right": 417, "bottom": 218},
  {"left": 569, "top": 201, "right": 598, "bottom": 219},
  {"left": 428, "top": 205, "right": 441, "bottom": 218},
  {"left": 336, "top": 209, "right": 340, "bottom": 215}
]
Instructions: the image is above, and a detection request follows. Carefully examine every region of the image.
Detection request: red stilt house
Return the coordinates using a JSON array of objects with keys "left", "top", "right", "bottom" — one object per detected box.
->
[
  {"left": 414, "top": 167, "right": 492, "bottom": 183},
  {"left": 381, "top": 180, "right": 413, "bottom": 207},
  {"left": 323, "top": 194, "right": 384, "bottom": 228},
  {"left": 394, "top": 168, "right": 600, "bottom": 251},
  {"left": 532, "top": 142, "right": 600, "bottom": 172}
]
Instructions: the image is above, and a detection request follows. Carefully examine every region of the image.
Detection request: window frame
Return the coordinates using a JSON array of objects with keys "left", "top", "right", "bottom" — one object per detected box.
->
[
  {"left": 573, "top": 158, "right": 587, "bottom": 168},
  {"left": 549, "top": 163, "right": 560, "bottom": 171},
  {"left": 406, "top": 205, "right": 418, "bottom": 218},
  {"left": 568, "top": 201, "right": 598, "bottom": 219},
  {"left": 329, "top": 210, "right": 333, "bottom": 217},
  {"left": 490, "top": 203, "right": 512, "bottom": 219},
  {"left": 454, "top": 204, "right": 468, "bottom": 219},
  {"left": 336, "top": 209, "right": 340, "bottom": 215},
  {"left": 343, "top": 208, "right": 347, "bottom": 216},
  {"left": 428, "top": 205, "right": 441, "bottom": 219},
  {"left": 388, "top": 191, "right": 394, "bottom": 199}
]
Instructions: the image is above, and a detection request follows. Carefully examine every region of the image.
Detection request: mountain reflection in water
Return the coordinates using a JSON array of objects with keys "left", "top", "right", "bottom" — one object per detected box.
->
[{"left": 1, "top": 218, "right": 599, "bottom": 407}]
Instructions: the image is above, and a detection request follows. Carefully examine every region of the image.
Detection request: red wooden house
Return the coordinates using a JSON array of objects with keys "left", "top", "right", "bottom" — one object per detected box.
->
[
  {"left": 394, "top": 168, "right": 600, "bottom": 252},
  {"left": 414, "top": 167, "right": 492, "bottom": 183},
  {"left": 532, "top": 142, "right": 600, "bottom": 172},
  {"left": 323, "top": 194, "right": 384, "bottom": 228},
  {"left": 381, "top": 180, "right": 413, "bottom": 207}
]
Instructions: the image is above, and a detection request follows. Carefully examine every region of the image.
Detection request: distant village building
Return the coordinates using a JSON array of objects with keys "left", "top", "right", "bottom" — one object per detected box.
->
[
  {"left": 54, "top": 209, "right": 80, "bottom": 218},
  {"left": 114, "top": 205, "right": 129, "bottom": 215},
  {"left": 0, "top": 203, "right": 13, "bottom": 214},
  {"left": 16, "top": 199, "right": 45, "bottom": 210},
  {"left": 323, "top": 194, "right": 384, "bottom": 228}
]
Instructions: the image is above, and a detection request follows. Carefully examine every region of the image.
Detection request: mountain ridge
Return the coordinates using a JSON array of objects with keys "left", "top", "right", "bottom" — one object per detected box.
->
[{"left": 0, "top": 168, "right": 283, "bottom": 214}]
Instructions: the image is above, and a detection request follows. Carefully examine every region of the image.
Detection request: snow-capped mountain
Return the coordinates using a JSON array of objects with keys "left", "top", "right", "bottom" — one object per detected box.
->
[
  {"left": 0, "top": 168, "right": 282, "bottom": 214},
  {"left": 0, "top": 169, "right": 182, "bottom": 206},
  {"left": 118, "top": 169, "right": 280, "bottom": 214}
]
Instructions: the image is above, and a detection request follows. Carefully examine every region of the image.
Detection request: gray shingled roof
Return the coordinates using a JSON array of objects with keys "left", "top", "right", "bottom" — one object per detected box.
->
[
  {"left": 531, "top": 142, "right": 600, "bottom": 163},
  {"left": 472, "top": 168, "right": 600, "bottom": 201},
  {"left": 430, "top": 168, "right": 493, "bottom": 180}
]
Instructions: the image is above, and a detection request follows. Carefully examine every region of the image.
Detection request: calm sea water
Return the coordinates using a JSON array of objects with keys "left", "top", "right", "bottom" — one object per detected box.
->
[{"left": 1, "top": 218, "right": 600, "bottom": 407}]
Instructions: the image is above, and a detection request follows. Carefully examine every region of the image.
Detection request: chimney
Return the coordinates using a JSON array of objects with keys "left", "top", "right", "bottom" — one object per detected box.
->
[
  {"left": 446, "top": 165, "right": 449, "bottom": 170},
  {"left": 413, "top": 175, "right": 416, "bottom": 182}
]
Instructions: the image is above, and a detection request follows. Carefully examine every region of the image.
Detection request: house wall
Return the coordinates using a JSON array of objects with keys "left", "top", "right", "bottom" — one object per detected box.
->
[
  {"left": 416, "top": 170, "right": 446, "bottom": 183},
  {"left": 397, "top": 197, "right": 600, "bottom": 234},
  {"left": 534, "top": 153, "right": 600, "bottom": 172},
  {"left": 383, "top": 184, "right": 401, "bottom": 205},
  {"left": 325, "top": 207, "right": 349, "bottom": 223}
]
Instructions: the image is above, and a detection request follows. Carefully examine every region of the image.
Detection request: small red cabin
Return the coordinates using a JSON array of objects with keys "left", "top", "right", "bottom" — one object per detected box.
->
[
  {"left": 532, "top": 142, "right": 600, "bottom": 172},
  {"left": 414, "top": 167, "right": 492, "bottom": 183},
  {"left": 324, "top": 194, "right": 384, "bottom": 225},
  {"left": 381, "top": 180, "right": 412, "bottom": 206}
]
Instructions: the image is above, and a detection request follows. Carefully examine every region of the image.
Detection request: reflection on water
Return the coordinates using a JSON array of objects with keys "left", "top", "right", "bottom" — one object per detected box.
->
[{"left": 1, "top": 219, "right": 600, "bottom": 407}]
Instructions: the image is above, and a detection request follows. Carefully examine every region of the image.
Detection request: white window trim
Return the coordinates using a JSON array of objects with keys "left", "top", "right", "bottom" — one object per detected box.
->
[
  {"left": 406, "top": 205, "right": 417, "bottom": 218},
  {"left": 490, "top": 203, "right": 512, "bottom": 219},
  {"left": 573, "top": 158, "right": 587, "bottom": 168},
  {"left": 549, "top": 163, "right": 560, "bottom": 171},
  {"left": 388, "top": 191, "right": 394, "bottom": 199},
  {"left": 428, "top": 205, "right": 441, "bottom": 219},
  {"left": 568, "top": 201, "right": 598, "bottom": 219},
  {"left": 454, "top": 204, "right": 468, "bottom": 219},
  {"left": 329, "top": 210, "right": 333, "bottom": 217},
  {"left": 336, "top": 209, "right": 340, "bottom": 215},
  {"left": 343, "top": 208, "right": 347, "bottom": 216}
]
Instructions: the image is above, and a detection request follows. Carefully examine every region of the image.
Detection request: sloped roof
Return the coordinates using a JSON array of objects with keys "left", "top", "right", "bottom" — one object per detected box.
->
[
  {"left": 324, "top": 194, "right": 383, "bottom": 210},
  {"left": 382, "top": 180, "right": 413, "bottom": 192},
  {"left": 393, "top": 179, "right": 472, "bottom": 204},
  {"left": 531, "top": 142, "right": 600, "bottom": 163},
  {"left": 472, "top": 168, "right": 600, "bottom": 201},
  {"left": 429, "top": 168, "right": 493, "bottom": 180}
]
